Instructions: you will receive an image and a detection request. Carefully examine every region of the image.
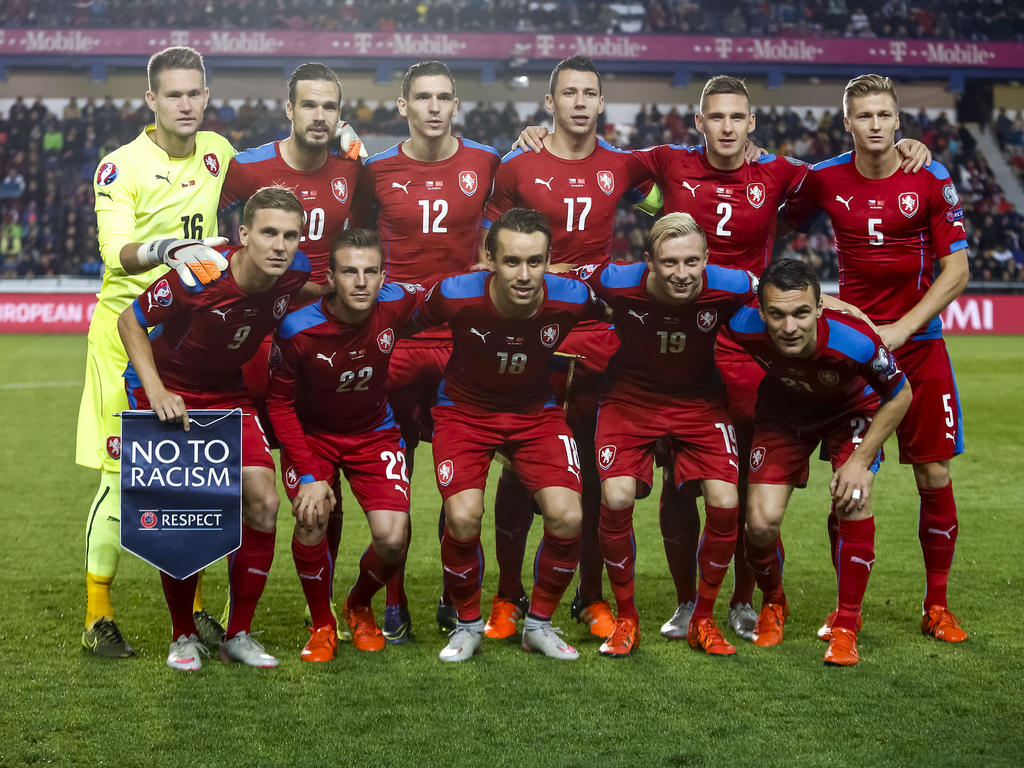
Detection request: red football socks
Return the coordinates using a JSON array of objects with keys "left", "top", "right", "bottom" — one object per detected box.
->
[
  {"left": 348, "top": 543, "right": 401, "bottom": 609},
  {"left": 530, "top": 531, "right": 581, "bottom": 620},
  {"left": 745, "top": 534, "right": 786, "bottom": 604},
  {"left": 440, "top": 529, "right": 483, "bottom": 622},
  {"left": 658, "top": 482, "right": 700, "bottom": 604},
  {"left": 836, "top": 516, "right": 875, "bottom": 631},
  {"left": 493, "top": 470, "right": 533, "bottom": 600},
  {"left": 226, "top": 524, "right": 275, "bottom": 638},
  {"left": 160, "top": 571, "right": 200, "bottom": 640},
  {"left": 599, "top": 502, "right": 638, "bottom": 620},
  {"left": 292, "top": 536, "right": 335, "bottom": 629},
  {"left": 918, "top": 481, "right": 958, "bottom": 609},
  {"left": 693, "top": 504, "right": 739, "bottom": 620}
]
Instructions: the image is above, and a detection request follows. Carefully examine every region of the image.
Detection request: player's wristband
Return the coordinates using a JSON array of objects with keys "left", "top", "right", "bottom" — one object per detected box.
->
[{"left": 299, "top": 474, "right": 316, "bottom": 485}]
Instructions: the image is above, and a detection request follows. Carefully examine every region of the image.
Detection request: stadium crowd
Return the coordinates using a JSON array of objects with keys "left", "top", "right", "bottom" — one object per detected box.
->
[
  {"left": 1, "top": 93, "right": 1021, "bottom": 282},
  {"left": 1, "top": 0, "right": 1023, "bottom": 40}
]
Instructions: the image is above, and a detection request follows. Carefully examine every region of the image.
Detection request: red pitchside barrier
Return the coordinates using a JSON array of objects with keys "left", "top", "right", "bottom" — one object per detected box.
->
[{"left": 0, "top": 291, "right": 1021, "bottom": 335}]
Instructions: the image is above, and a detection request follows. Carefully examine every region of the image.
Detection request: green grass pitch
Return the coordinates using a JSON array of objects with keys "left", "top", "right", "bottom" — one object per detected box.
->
[{"left": 0, "top": 334, "right": 1021, "bottom": 767}]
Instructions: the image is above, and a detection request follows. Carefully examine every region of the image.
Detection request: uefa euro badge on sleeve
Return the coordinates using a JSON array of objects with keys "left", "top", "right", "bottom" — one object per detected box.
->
[{"left": 119, "top": 410, "right": 243, "bottom": 580}]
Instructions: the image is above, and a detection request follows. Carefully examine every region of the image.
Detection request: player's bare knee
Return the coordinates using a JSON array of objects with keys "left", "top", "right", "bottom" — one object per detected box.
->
[
  {"left": 293, "top": 520, "right": 325, "bottom": 547},
  {"left": 243, "top": 489, "right": 279, "bottom": 531},
  {"left": 600, "top": 480, "right": 635, "bottom": 511},
  {"left": 913, "top": 461, "right": 950, "bottom": 490},
  {"left": 744, "top": 518, "right": 778, "bottom": 548}
]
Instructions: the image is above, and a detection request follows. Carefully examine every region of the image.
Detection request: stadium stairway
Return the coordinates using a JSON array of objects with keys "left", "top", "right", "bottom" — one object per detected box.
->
[{"left": 967, "top": 123, "right": 1024, "bottom": 211}]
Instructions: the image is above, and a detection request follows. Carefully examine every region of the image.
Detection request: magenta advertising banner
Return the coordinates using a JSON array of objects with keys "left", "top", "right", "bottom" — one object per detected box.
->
[{"left": 0, "top": 29, "right": 1019, "bottom": 69}]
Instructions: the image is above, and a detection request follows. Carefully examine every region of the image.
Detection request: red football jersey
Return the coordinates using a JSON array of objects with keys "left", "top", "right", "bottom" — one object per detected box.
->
[
  {"left": 266, "top": 282, "right": 421, "bottom": 475},
  {"left": 727, "top": 305, "right": 908, "bottom": 423},
  {"left": 128, "top": 245, "right": 311, "bottom": 395},
  {"left": 418, "top": 270, "right": 601, "bottom": 413},
  {"left": 583, "top": 261, "right": 756, "bottom": 398},
  {"left": 219, "top": 141, "right": 361, "bottom": 284},
  {"left": 632, "top": 145, "right": 808, "bottom": 275},
  {"left": 359, "top": 138, "right": 500, "bottom": 286},
  {"left": 483, "top": 138, "right": 652, "bottom": 265},
  {"left": 783, "top": 153, "right": 968, "bottom": 331}
]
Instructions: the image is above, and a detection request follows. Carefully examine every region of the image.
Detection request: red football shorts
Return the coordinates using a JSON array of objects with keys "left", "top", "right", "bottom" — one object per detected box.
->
[
  {"left": 431, "top": 404, "right": 583, "bottom": 500},
  {"left": 128, "top": 386, "right": 274, "bottom": 470},
  {"left": 387, "top": 330, "right": 452, "bottom": 445},
  {"left": 594, "top": 393, "right": 739, "bottom": 494},
  {"left": 747, "top": 403, "right": 882, "bottom": 488},
  {"left": 892, "top": 338, "right": 964, "bottom": 464},
  {"left": 279, "top": 427, "right": 411, "bottom": 512}
]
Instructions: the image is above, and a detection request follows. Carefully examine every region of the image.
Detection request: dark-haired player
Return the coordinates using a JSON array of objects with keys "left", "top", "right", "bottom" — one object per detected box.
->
[
  {"left": 358, "top": 60, "right": 502, "bottom": 641},
  {"left": 784, "top": 74, "right": 969, "bottom": 644},
  {"left": 118, "top": 187, "right": 315, "bottom": 671},
  {"left": 267, "top": 229, "right": 420, "bottom": 662},
  {"left": 727, "top": 259, "right": 911, "bottom": 665},
  {"left": 419, "top": 209, "right": 601, "bottom": 662}
]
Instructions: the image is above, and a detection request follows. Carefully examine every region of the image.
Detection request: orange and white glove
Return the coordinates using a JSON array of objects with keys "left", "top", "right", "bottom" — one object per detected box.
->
[
  {"left": 137, "top": 236, "right": 229, "bottom": 287},
  {"left": 336, "top": 120, "right": 368, "bottom": 160}
]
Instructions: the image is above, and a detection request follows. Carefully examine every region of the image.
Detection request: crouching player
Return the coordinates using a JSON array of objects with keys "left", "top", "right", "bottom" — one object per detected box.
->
[
  {"left": 420, "top": 208, "right": 601, "bottom": 662},
  {"left": 266, "top": 229, "right": 419, "bottom": 661},
  {"left": 118, "top": 186, "right": 313, "bottom": 670},
  {"left": 581, "top": 212, "right": 756, "bottom": 657},
  {"left": 729, "top": 259, "right": 911, "bottom": 665}
]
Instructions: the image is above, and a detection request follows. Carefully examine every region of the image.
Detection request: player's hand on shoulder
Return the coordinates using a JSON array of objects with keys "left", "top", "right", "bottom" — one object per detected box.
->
[
  {"left": 149, "top": 387, "right": 190, "bottom": 432},
  {"left": 137, "top": 237, "right": 229, "bottom": 288},
  {"left": 335, "top": 120, "right": 368, "bottom": 160},
  {"left": 744, "top": 141, "right": 767, "bottom": 163},
  {"left": 514, "top": 125, "right": 549, "bottom": 153},
  {"left": 895, "top": 138, "right": 932, "bottom": 173},
  {"left": 876, "top": 322, "right": 910, "bottom": 351}
]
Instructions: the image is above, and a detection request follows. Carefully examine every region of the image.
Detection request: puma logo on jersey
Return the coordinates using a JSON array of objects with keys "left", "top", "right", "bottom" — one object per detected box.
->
[
  {"left": 836, "top": 194, "right": 852, "bottom": 210},
  {"left": 534, "top": 177, "right": 554, "bottom": 190},
  {"left": 627, "top": 310, "right": 648, "bottom": 324},
  {"left": 470, "top": 328, "right": 490, "bottom": 342},
  {"left": 394, "top": 484, "right": 408, "bottom": 500},
  {"left": 317, "top": 352, "right": 337, "bottom": 367},
  {"left": 682, "top": 181, "right": 700, "bottom": 197},
  {"left": 96, "top": 190, "right": 112, "bottom": 199},
  {"left": 392, "top": 180, "right": 411, "bottom": 193},
  {"left": 927, "top": 525, "right": 957, "bottom": 540},
  {"left": 155, "top": 172, "right": 171, "bottom": 184},
  {"left": 211, "top": 308, "right": 231, "bottom": 321},
  {"left": 849, "top": 556, "right": 875, "bottom": 571},
  {"left": 945, "top": 432, "right": 956, "bottom": 440}
]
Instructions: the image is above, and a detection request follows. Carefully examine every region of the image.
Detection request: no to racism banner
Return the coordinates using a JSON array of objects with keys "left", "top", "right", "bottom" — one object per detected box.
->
[{"left": 120, "top": 409, "right": 242, "bottom": 580}]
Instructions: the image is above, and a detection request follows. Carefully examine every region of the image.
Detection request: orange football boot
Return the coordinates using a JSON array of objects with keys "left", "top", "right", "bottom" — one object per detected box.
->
[
  {"left": 300, "top": 625, "right": 338, "bottom": 663},
  {"left": 752, "top": 602, "right": 789, "bottom": 647},
  {"left": 687, "top": 617, "right": 737, "bottom": 656},
  {"left": 599, "top": 617, "right": 641, "bottom": 658},
  {"left": 817, "top": 609, "right": 863, "bottom": 641},
  {"left": 824, "top": 627, "right": 860, "bottom": 666},
  {"left": 572, "top": 598, "right": 616, "bottom": 638},
  {"left": 921, "top": 605, "right": 967, "bottom": 643},
  {"left": 484, "top": 595, "right": 525, "bottom": 639},
  {"left": 344, "top": 600, "right": 386, "bottom": 652}
]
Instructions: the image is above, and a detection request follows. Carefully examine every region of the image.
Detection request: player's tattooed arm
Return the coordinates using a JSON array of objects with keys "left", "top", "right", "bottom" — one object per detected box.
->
[
  {"left": 116, "top": 306, "right": 190, "bottom": 431},
  {"left": 895, "top": 138, "right": 933, "bottom": 174},
  {"left": 830, "top": 379, "right": 911, "bottom": 514}
]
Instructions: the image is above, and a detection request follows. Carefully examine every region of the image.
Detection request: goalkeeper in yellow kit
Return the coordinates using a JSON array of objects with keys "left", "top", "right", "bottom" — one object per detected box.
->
[{"left": 77, "top": 46, "right": 235, "bottom": 657}]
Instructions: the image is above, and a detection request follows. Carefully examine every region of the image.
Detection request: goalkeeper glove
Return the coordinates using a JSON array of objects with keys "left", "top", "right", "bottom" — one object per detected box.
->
[
  {"left": 137, "top": 236, "right": 229, "bottom": 288},
  {"left": 336, "top": 120, "right": 368, "bottom": 160}
]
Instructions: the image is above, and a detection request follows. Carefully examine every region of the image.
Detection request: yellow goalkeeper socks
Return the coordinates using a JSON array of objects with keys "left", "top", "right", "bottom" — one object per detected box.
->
[
  {"left": 193, "top": 570, "right": 205, "bottom": 613},
  {"left": 85, "top": 572, "right": 114, "bottom": 629}
]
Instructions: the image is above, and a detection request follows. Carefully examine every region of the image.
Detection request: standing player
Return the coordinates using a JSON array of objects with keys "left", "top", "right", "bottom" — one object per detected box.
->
[
  {"left": 77, "top": 46, "right": 234, "bottom": 657},
  {"left": 220, "top": 62, "right": 364, "bottom": 592},
  {"left": 480, "top": 55, "right": 655, "bottom": 642},
  {"left": 581, "top": 213, "right": 756, "bottom": 657},
  {"left": 420, "top": 209, "right": 600, "bottom": 662},
  {"left": 359, "top": 60, "right": 501, "bottom": 640},
  {"left": 783, "top": 74, "right": 969, "bottom": 643},
  {"left": 118, "top": 186, "right": 313, "bottom": 671},
  {"left": 267, "top": 229, "right": 419, "bottom": 661},
  {"left": 728, "top": 259, "right": 911, "bottom": 665}
]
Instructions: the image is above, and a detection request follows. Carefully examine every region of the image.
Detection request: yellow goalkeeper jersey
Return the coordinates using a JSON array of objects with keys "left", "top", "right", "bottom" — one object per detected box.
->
[{"left": 92, "top": 125, "right": 234, "bottom": 314}]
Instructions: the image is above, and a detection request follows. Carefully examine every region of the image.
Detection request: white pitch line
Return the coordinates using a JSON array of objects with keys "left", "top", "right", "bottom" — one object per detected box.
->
[{"left": 0, "top": 380, "right": 80, "bottom": 390}]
